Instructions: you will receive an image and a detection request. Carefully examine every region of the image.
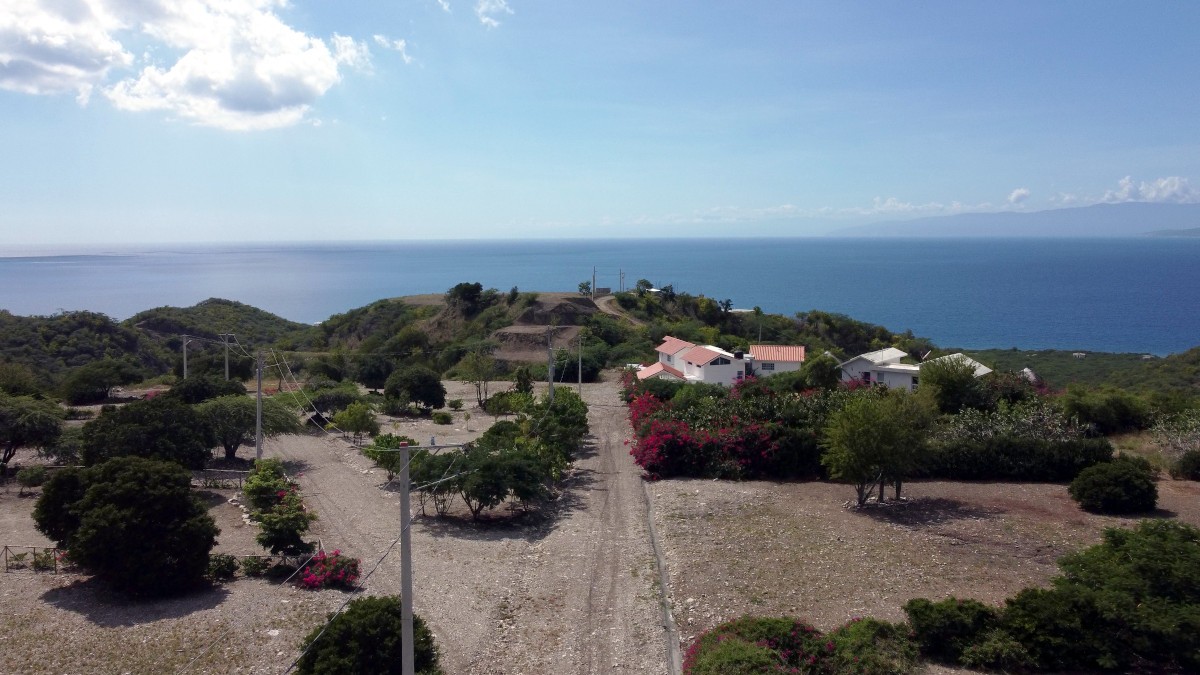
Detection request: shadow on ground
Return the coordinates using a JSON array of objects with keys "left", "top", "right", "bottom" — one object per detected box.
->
[
  {"left": 41, "top": 578, "right": 231, "bottom": 627},
  {"left": 858, "top": 496, "right": 1003, "bottom": 527},
  {"left": 408, "top": 434, "right": 601, "bottom": 542}
]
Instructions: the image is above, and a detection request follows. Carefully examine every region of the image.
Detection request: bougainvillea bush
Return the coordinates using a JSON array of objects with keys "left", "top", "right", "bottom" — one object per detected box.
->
[{"left": 298, "top": 550, "right": 360, "bottom": 590}]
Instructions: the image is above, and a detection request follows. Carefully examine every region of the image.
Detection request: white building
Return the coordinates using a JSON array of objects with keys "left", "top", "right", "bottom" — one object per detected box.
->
[
  {"left": 640, "top": 336, "right": 807, "bottom": 387},
  {"left": 838, "top": 348, "right": 992, "bottom": 391}
]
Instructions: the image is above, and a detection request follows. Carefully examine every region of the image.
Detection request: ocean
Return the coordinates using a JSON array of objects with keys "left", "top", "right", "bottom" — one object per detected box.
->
[{"left": 1, "top": 238, "right": 1198, "bottom": 355}]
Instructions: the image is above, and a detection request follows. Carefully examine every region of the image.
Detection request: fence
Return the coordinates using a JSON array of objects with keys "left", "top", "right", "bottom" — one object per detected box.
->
[{"left": 3, "top": 545, "right": 69, "bottom": 574}]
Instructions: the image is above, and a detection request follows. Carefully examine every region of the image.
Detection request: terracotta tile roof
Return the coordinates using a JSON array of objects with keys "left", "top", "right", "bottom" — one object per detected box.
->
[
  {"left": 636, "top": 362, "right": 684, "bottom": 380},
  {"left": 681, "top": 345, "right": 726, "bottom": 365},
  {"left": 749, "top": 345, "right": 806, "bottom": 363},
  {"left": 655, "top": 335, "right": 696, "bottom": 355}
]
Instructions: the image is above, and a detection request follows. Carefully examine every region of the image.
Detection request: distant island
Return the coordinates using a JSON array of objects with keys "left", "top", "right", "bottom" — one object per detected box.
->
[
  {"left": 836, "top": 202, "right": 1200, "bottom": 238},
  {"left": 1147, "top": 227, "right": 1200, "bottom": 237}
]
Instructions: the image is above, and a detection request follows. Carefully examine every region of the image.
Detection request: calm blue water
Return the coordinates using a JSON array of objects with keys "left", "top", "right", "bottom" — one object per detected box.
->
[{"left": 1, "top": 238, "right": 1197, "bottom": 355}]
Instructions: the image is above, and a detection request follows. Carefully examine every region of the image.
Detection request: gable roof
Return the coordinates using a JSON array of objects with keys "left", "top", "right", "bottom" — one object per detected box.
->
[
  {"left": 926, "top": 353, "right": 994, "bottom": 377},
  {"left": 636, "top": 362, "right": 684, "bottom": 381},
  {"left": 655, "top": 335, "right": 697, "bottom": 356},
  {"left": 681, "top": 345, "right": 728, "bottom": 365},
  {"left": 749, "top": 345, "right": 806, "bottom": 363},
  {"left": 840, "top": 347, "right": 907, "bottom": 367}
]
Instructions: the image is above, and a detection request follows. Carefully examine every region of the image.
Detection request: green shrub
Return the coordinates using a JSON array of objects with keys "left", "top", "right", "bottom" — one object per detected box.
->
[
  {"left": 207, "top": 553, "right": 239, "bottom": 582},
  {"left": 432, "top": 411, "right": 452, "bottom": 425},
  {"left": 958, "top": 628, "right": 1034, "bottom": 671},
  {"left": 32, "top": 456, "right": 218, "bottom": 597},
  {"left": 683, "top": 616, "right": 829, "bottom": 674},
  {"left": 256, "top": 490, "right": 316, "bottom": 556},
  {"left": 903, "top": 597, "right": 999, "bottom": 664},
  {"left": 241, "top": 556, "right": 271, "bottom": 577},
  {"left": 828, "top": 617, "right": 918, "bottom": 675},
  {"left": 16, "top": 465, "right": 47, "bottom": 491},
  {"left": 1069, "top": 456, "right": 1157, "bottom": 514},
  {"left": 1172, "top": 449, "right": 1200, "bottom": 480},
  {"left": 448, "top": 399, "right": 464, "bottom": 411},
  {"left": 685, "top": 637, "right": 778, "bottom": 674},
  {"left": 923, "top": 436, "right": 1113, "bottom": 482},
  {"left": 244, "top": 459, "right": 292, "bottom": 513},
  {"left": 296, "top": 595, "right": 441, "bottom": 674}
]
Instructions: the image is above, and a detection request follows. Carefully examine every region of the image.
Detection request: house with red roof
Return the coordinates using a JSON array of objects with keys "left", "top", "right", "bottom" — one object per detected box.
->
[{"left": 638, "top": 336, "right": 807, "bottom": 387}]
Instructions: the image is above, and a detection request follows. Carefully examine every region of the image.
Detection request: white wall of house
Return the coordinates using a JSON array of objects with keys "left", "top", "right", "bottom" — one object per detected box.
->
[
  {"left": 874, "top": 367, "right": 919, "bottom": 390},
  {"left": 839, "top": 356, "right": 874, "bottom": 383},
  {"left": 686, "top": 356, "right": 749, "bottom": 387},
  {"left": 753, "top": 360, "right": 802, "bottom": 376}
]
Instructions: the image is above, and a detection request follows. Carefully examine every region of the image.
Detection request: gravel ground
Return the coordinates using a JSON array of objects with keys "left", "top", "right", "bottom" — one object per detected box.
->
[{"left": 0, "top": 378, "right": 670, "bottom": 674}]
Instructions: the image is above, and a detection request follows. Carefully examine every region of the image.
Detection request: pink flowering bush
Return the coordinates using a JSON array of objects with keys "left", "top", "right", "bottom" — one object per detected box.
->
[
  {"left": 297, "top": 550, "right": 360, "bottom": 590},
  {"left": 683, "top": 616, "right": 831, "bottom": 674}
]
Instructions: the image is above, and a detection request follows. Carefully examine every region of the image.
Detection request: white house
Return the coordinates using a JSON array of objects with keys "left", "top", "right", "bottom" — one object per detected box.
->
[
  {"left": 748, "top": 345, "right": 807, "bottom": 377},
  {"left": 838, "top": 348, "right": 992, "bottom": 390},
  {"left": 655, "top": 336, "right": 696, "bottom": 368},
  {"left": 642, "top": 336, "right": 807, "bottom": 387},
  {"left": 635, "top": 362, "right": 685, "bottom": 382},
  {"left": 680, "top": 345, "right": 750, "bottom": 386}
]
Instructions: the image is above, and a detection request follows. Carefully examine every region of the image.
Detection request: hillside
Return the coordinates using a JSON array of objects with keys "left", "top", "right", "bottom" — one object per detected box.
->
[
  {"left": 0, "top": 309, "right": 170, "bottom": 385},
  {"left": 124, "top": 298, "right": 313, "bottom": 346}
]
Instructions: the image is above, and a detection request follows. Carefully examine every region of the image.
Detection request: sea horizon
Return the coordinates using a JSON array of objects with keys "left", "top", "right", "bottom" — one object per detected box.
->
[{"left": 2, "top": 237, "right": 1198, "bottom": 356}]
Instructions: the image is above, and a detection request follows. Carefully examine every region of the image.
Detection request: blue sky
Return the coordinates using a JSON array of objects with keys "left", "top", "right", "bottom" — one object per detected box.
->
[{"left": 1, "top": 1, "right": 1198, "bottom": 246}]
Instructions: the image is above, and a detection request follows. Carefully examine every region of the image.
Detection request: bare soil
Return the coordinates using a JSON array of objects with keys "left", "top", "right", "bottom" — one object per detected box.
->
[
  {"left": 649, "top": 476, "right": 1200, "bottom": 649},
  {"left": 0, "top": 378, "right": 669, "bottom": 674}
]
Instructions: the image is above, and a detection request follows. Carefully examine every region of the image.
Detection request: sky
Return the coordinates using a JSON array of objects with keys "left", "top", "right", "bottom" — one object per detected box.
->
[{"left": 1, "top": 1, "right": 1199, "bottom": 246}]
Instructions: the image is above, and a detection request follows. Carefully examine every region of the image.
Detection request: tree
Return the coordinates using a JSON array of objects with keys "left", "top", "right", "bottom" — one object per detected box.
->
[
  {"left": 197, "top": 395, "right": 303, "bottom": 460},
  {"left": 0, "top": 394, "right": 63, "bottom": 476},
  {"left": 296, "top": 595, "right": 442, "bottom": 674},
  {"left": 33, "top": 456, "right": 219, "bottom": 597},
  {"left": 329, "top": 401, "right": 380, "bottom": 446},
  {"left": 445, "top": 281, "right": 484, "bottom": 314},
  {"left": 634, "top": 279, "right": 653, "bottom": 296},
  {"left": 81, "top": 397, "right": 214, "bottom": 469},
  {"left": 460, "top": 350, "right": 496, "bottom": 407},
  {"left": 920, "top": 355, "right": 993, "bottom": 414},
  {"left": 0, "top": 362, "right": 42, "bottom": 396},
  {"left": 354, "top": 353, "right": 395, "bottom": 392},
  {"left": 163, "top": 375, "right": 247, "bottom": 404},
  {"left": 822, "top": 391, "right": 931, "bottom": 504},
  {"left": 578, "top": 280, "right": 592, "bottom": 297},
  {"left": 60, "top": 358, "right": 143, "bottom": 404},
  {"left": 512, "top": 365, "right": 534, "bottom": 396},
  {"left": 801, "top": 352, "right": 842, "bottom": 390},
  {"left": 385, "top": 366, "right": 446, "bottom": 411}
]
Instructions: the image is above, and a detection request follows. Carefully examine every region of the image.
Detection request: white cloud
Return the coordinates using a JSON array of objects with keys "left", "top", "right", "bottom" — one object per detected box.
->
[
  {"left": 373, "top": 34, "right": 413, "bottom": 64},
  {"left": 1102, "top": 176, "right": 1198, "bottom": 204},
  {"left": 0, "top": 1, "right": 132, "bottom": 102},
  {"left": 476, "top": 0, "right": 513, "bottom": 28},
  {"left": 1007, "top": 188, "right": 1030, "bottom": 205},
  {"left": 435, "top": 0, "right": 452, "bottom": 12},
  {"left": 332, "top": 34, "right": 371, "bottom": 70},
  {"left": 0, "top": 0, "right": 371, "bottom": 130}
]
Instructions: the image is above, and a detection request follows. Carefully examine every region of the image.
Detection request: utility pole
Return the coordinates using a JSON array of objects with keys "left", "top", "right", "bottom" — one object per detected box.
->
[
  {"left": 399, "top": 441, "right": 415, "bottom": 675},
  {"left": 577, "top": 332, "right": 583, "bottom": 397},
  {"left": 546, "top": 326, "right": 555, "bottom": 406},
  {"left": 182, "top": 336, "right": 190, "bottom": 379},
  {"left": 220, "top": 333, "right": 233, "bottom": 380},
  {"left": 255, "top": 351, "right": 263, "bottom": 460},
  {"left": 591, "top": 266, "right": 597, "bottom": 300}
]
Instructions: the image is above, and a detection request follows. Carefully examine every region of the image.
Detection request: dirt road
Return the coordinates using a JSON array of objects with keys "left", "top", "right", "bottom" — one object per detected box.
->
[{"left": 270, "top": 379, "right": 669, "bottom": 674}]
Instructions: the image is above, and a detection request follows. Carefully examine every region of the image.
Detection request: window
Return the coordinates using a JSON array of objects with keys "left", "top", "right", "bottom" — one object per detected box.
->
[
  {"left": 712, "top": 357, "right": 730, "bottom": 366},
  {"left": 761, "top": 362, "right": 775, "bottom": 371},
  {"left": 911, "top": 376, "right": 919, "bottom": 391},
  {"left": 862, "top": 371, "right": 871, "bottom": 382}
]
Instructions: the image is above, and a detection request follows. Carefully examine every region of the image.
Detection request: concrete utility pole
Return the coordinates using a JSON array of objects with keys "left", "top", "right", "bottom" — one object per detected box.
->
[
  {"left": 591, "top": 266, "right": 597, "bottom": 300},
  {"left": 182, "top": 336, "right": 190, "bottom": 379},
  {"left": 546, "top": 326, "right": 555, "bottom": 406},
  {"left": 399, "top": 441, "right": 415, "bottom": 675},
  {"left": 255, "top": 351, "right": 263, "bottom": 460},
  {"left": 577, "top": 332, "right": 583, "bottom": 397},
  {"left": 220, "top": 333, "right": 233, "bottom": 380}
]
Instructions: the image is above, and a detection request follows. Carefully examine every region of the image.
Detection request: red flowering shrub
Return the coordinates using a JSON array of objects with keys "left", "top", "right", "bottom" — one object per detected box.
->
[
  {"left": 630, "top": 419, "right": 712, "bottom": 479},
  {"left": 298, "top": 549, "right": 360, "bottom": 590},
  {"left": 628, "top": 391, "right": 668, "bottom": 435}
]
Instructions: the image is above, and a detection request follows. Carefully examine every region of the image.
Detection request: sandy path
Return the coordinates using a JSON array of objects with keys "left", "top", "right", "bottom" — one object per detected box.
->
[{"left": 266, "top": 379, "right": 668, "bottom": 674}]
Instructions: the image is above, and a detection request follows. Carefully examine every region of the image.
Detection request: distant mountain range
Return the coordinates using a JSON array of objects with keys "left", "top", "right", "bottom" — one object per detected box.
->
[{"left": 834, "top": 202, "right": 1200, "bottom": 237}]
